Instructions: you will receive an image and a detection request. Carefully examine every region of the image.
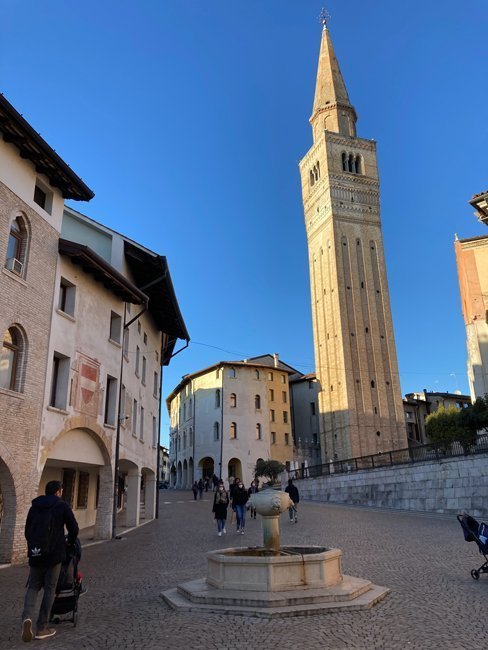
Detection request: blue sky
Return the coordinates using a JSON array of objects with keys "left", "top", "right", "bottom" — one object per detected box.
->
[{"left": 2, "top": 1, "right": 487, "bottom": 444}]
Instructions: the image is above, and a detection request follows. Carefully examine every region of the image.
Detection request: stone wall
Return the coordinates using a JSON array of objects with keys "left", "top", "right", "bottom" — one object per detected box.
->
[{"left": 294, "top": 454, "right": 488, "bottom": 518}]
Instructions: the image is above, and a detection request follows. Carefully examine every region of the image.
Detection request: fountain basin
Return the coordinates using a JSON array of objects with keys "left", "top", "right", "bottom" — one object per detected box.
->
[{"left": 207, "top": 545, "right": 342, "bottom": 592}]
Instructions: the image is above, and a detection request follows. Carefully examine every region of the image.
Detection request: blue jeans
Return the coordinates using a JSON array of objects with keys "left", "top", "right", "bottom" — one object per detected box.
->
[
  {"left": 235, "top": 504, "right": 246, "bottom": 530},
  {"left": 22, "top": 563, "right": 61, "bottom": 631},
  {"left": 216, "top": 518, "right": 226, "bottom": 533}
]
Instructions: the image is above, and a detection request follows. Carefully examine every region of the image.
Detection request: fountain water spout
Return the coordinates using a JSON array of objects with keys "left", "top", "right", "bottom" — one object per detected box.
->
[{"left": 248, "top": 489, "right": 294, "bottom": 552}]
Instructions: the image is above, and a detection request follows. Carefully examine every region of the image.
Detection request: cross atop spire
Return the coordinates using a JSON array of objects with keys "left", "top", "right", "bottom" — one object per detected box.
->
[
  {"left": 309, "top": 18, "right": 357, "bottom": 141},
  {"left": 319, "top": 8, "right": 330, "bottom": 29}
]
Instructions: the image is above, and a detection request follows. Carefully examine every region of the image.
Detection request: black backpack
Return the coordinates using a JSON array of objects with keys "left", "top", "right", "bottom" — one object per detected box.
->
[{"left": 26, "top": 506, "right": 56, "bottom": 561}]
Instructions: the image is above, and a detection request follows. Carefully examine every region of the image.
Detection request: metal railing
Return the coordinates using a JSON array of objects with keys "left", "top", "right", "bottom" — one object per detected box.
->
[{"left": 289, "top": 433, "right": 488, "bottom": 481}]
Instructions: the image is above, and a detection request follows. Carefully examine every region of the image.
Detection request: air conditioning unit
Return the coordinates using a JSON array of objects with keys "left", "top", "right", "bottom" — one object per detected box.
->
[{"left": 5, "top": 257, "right": 23, "bottom": 275}]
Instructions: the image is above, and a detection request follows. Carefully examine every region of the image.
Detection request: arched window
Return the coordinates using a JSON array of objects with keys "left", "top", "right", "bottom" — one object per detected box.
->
[
  {"left": 230, "top": 422, "right": 237, "bottom": 439},
  {"left": 255, "top": 394, "right": 261, "bottom": 409},
  {"left": 348, "top": 154, "right": 354, "bottom": 173},
  {"left": 342, "top": 152, "right": 348, "bottom": 171},
  {"left": 230, "top": 393, "right": 237, "bottom": 408},
  {"left": 183, "top": 403, "right": 187, "bottom": 419},
  {"left": 254, "top": 369, "right": 260, "bottom": 380},
  {"left": 355, "top": 155, "right": 362, "bottom": 174},
  {"left": 5, "top": 216, "right": 29, "bottom": 277},
  {"left": 229, "top": 367, "right": 236, "bottom": 378},
  {"left": 256, "top": 423, "right": 262, "bottom": 440},
  {"left": 310, "top": 170, "right": 315, "bottom": 187},
  {"left": 0, "top": 326, "right": 25, "bottom": 392},
  {"left": 371, "top": 380, "right": 375, "bottom": 388},
  {"left": 213, "top": 422, "right": 220, "bottom": 441},
  {"left": 215, "top": 389, "right": 221, "bottom": 408}
]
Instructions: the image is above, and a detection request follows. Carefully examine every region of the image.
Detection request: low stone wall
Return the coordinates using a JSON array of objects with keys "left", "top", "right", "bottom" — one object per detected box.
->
[{"left": 294, "top": 453, "right": 488, "bottom": 517}]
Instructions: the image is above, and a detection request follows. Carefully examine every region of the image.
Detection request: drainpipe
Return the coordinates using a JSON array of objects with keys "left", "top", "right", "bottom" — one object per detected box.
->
[
  {"left": 112, "top": 300, "right": 148, "bottom": 540},
  {"left": 219, "top": 368, "right": 224, "bottom": 480}
]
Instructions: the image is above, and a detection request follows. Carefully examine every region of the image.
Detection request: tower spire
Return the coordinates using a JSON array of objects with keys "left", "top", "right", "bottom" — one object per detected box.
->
[{"left": 310, "top": 19, "right": 357, "bottom": 141}]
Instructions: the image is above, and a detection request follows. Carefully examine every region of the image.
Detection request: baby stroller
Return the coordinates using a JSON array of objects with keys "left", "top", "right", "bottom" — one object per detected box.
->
[
  {"left": 457, "top": 513, "right": 488, "bottom": 580},
  {"left": 50, "top": 538, "right": 84, "bottom": 626}
]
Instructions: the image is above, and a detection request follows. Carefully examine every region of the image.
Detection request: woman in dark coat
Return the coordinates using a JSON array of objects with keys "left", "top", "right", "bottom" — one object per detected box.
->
[
  {"left": 232, "top": 482, "right": 249, "bottom": 534},
  {"left": 212, "top": 485, "right": 229, "bottom": 536}
]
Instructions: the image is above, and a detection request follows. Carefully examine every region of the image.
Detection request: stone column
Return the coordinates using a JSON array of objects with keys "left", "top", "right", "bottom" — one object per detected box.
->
[
  {"left": 144, "top": 475, "right": 156, "bottom": 519},
  {"left": 261, "top": 515, "right": 280, "bottom": 552},
  {"left": 126, "top": 469, "right": 141, "bottom": 527}
]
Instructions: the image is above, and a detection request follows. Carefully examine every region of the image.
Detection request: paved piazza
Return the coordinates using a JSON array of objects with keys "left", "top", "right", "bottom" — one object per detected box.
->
[{"left": 0, "top": 491, "right": 486, "bottom": 649}]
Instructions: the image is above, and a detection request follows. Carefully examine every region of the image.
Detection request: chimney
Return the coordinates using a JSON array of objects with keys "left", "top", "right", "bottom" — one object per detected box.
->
[{"left": 273, "top": 353, "right": 279, "bottom": 368}]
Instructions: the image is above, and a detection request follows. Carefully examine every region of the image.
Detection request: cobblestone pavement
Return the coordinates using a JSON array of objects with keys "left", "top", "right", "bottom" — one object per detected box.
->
[{"left": 0, "top": 491, "right": 486, "bottom": 650}]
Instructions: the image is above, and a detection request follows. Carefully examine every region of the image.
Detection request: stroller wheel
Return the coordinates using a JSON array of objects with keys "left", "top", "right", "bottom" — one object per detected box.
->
[{"left": 471, "top": 569, "right": 480, "bottom": 580}]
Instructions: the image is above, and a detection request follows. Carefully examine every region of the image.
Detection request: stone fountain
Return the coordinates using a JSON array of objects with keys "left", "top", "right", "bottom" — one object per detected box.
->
[{"left": 161, "top": 489, "right": 389, "bottom": 617}]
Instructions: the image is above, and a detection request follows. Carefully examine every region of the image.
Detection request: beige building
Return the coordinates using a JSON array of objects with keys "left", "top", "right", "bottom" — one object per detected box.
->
[
  {"left": 167, "top": 355, "right": 294, "bottom": 488},
  {"left": 0, "top": 96, "right": 189, "bottom": 564},
  {"left": 403, "top": 390, "right": 471, "bottom": 446},
  {"left": 455, "top": 190, "right": 488, "bottom": 401},
  {"left": 298, "top": 20, "right": 407, "bottom": 463},
  {"left": 0, "top": 95, "right": 93, "bottom": 563}
]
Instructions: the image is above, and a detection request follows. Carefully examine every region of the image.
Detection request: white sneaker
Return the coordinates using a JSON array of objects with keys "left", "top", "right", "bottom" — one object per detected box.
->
[
  {"left": 237, "top": 528, "right": 240, "bottom": 533},
  {"left": 241, "top": 530, "right": 245, "bottom": 534},
  {"left": 218, "top": 532, "right": 222, "bottom": 537}
]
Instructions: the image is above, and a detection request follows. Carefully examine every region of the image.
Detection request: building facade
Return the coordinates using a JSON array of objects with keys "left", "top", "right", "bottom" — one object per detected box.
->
[
  {"left": 0, "top": 96, "right": 189, "bottom": 564},
  {"left": 289, "top": 373, "right": 321, "bottom": 468},
  {"left": 403, "top": 390, "right": 471, "bottom": 446},
  {"left": 298, "top": 20, "right": 407, "bottom": 463},
  {"left": 167, "top": 355, "right": 295, "bottom": 488},
  {"left": 455, "top": 190, "right": 488, "bottom": 401}
]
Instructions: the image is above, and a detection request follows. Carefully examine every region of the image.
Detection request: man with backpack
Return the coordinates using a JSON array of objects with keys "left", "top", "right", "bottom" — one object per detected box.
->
[
  {"left": 21, "top": 480, "right": 79, "bottom": 642},
  {"left": 285, "top": 478, "right": 300, "bottom": 523}
]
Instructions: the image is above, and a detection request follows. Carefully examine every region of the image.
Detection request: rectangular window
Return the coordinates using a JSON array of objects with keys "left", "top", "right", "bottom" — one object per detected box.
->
[
  {"left": 310, "top": 402, "right": 316, "bottom": 416},
  {"left": 143, "top": 332, "right": 147, "bottom": 345},
  {"left": 49, "top": 353, "right": 70, "bottom": 410},
  {"left": 285, "top": 433, "right": 290, "bottom": 445},
  {"left": 132, "top": 398, "right": 138, "bottom": 435},
  {"left": 268, "top": 372, "right": 273, "bottom": 381},
  {"left": 76, "top": 471, "right": 90, "bottom": 509},
  {"left": 142, "top": 356, "right": 147, "bottom": 385},
  {"left": 58, "top": 278, "right": 76, "bottom": 316},
  {"left": 282, "top": 391, "right": 287, "bottom": 403},
  {"left": 269, "top": 389, "right": 274, "bottom": 401},
  {"left": 313, "top": 433, "right": 318, "bottom": 445},
  {"left": 135, "top": 346, "right": 140, "bottom": 377},
  {"left": 140, "top": 406, "right": 144, "bottom": 441},
  {"left": 110, "top": 311, "right": 122, "bottom": 343},
  {"left": 104, "top": 375, "right": 117, "bottom": 426},
  {"left": 153, "top": 371, "right": 159, "bottom": 397},
  {"left": 62, "top": 469, "right": 76, "bottom": 508},
  {"left": 152, "top": 416, "right": 158, "bottom": 447},
  {"left": 271, "top": 431, "right": 276, "bottom": 444},
  {"left": 270, "top": 409, "right": 275, "bottom": 422},
  {"left": 281, "top": 375, "right": 286, "bottom": 384},
  {"left": 283, "top": 411, "right": 288, "bottom": 424},
  {"left": 308, "top": 380, "right": 313, "bottom": 390},
  {"left": 34, "top": 184, "right": 46, "bottom": 209}
]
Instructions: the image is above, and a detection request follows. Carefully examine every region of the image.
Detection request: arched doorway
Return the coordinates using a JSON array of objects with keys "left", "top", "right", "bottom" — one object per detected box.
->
[
  {"left": 177, "top": 461, "right": 182, "bottom": 488},
  {"left": 170, "top": 464, "right": 176, "bottom": 488},
  {"left": 227, "top": 458, "right": 243, "bottom": 482},
  {"left": 39, "top": 426, "right": 112, "bottom": 539},
  {"left": 198, "top": 457, "right": 214, "bottom": 480},
  {"left": 188, "top": 457, "right": 194, "bottom": 485},
  {"left": 0, "top": 457, "right": 16, "bottom": 564},
  {"left": 183, "top": 459, "right": 188, "bottom": 489}
]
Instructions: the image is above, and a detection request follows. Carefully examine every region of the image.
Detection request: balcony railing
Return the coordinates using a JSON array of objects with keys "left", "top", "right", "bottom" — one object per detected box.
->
[{"left": 289, "top": 433, "right": 488, "bottom": 480}]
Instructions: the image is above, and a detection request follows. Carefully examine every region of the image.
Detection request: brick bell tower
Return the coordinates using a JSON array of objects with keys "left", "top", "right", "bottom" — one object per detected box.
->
[{"left": 299, "top": 17, "right": 407, "bottom": 462}]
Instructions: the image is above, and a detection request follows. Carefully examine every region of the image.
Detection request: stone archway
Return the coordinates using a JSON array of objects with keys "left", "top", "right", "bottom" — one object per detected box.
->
[
  {"left": 170, "top": 464, "right": 177, "bottom": 488},
  {"left": 183, "top": 459, "right": 188, "bottom": 489},
  {"left": 141, "top": 466, "right": 156, "bottom": 519},
  {"left": 228, "top": 458, "right": 243, "bottom": 483},
  {"left": 177, "top": 461, "right": 182, "bottom": 488},
  {"left": 0, "top": 442, "right": 32, "bottom": 564},
  {"left": 40, "top": 423, "right": 113, "bottom": 540},
  {"left": 188, "top": 457, "right": 194, "bottom": 485},
  {"left": 119, "top": 459, "right": 139, "bottom": 527},
  {"left": 198, "top": 456, "right": 214, "bottom": 480}
]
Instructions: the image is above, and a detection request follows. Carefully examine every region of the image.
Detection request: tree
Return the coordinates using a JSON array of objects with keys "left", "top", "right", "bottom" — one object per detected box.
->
[
  {"left": 425, "top": 406, "right": 463, "bottom": 450},
  {"left": 254, "top": 459, "right": 286, "bottom": 486},
  {"left": 457, "top": 395, "right": 488, "bottom": 452}
]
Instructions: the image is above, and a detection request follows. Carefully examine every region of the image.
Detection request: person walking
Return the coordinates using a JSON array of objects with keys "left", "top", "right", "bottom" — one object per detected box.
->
[
  {"left": 197, "top": 478, "right": 204, "bottom": 499},
  {"left": 204, "top": 476, "right": 209, "bottom": 492},
  {"left": 192, "top": 481, "right": 198, "bottom": 501},
  {"left": 247, "top": 480, "right": 259, "bottom": 519},
  {"left": 212, "top": 484, "right": 229, "bottom": 536},
  {"left": 232, "top": 481, "right": 249, "bottom": 534},
  {"left": 285, "top": 478, "right": 300, "bottom": 523},
  {"left": 21, "top": 480, "right": 79, "bottom": 642}
]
